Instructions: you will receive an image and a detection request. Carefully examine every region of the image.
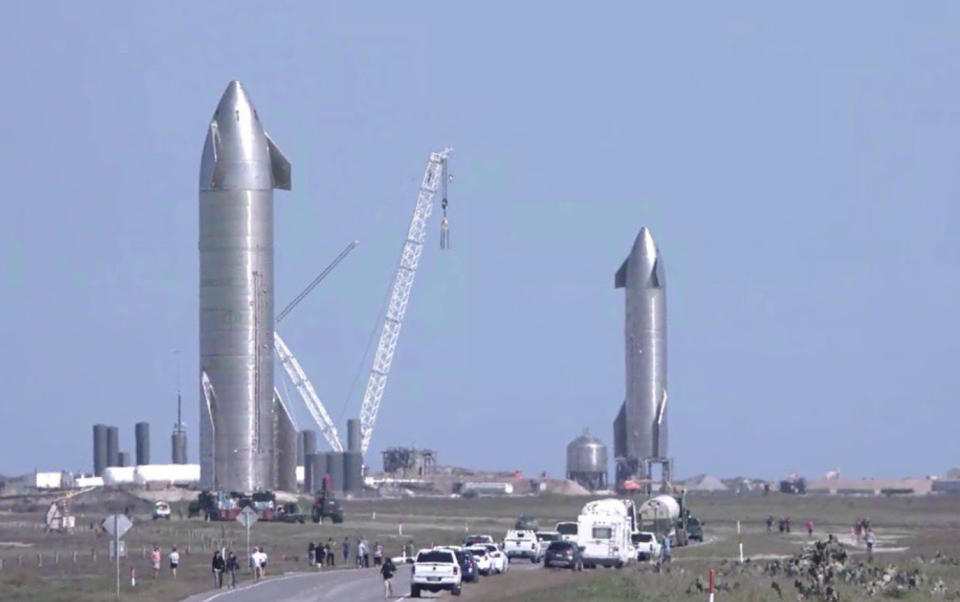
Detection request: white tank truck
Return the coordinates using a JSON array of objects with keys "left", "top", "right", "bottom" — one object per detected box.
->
[
  {"left": 637, "top": 494, "right": 690, "bottom": 546},
  {"left": 576, "top": 498, "right": 639, "bottom": 568}
]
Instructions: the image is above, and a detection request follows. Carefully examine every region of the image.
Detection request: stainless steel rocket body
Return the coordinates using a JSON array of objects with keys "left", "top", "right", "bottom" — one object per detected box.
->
[
  {"left": 199, "top": 81, "right": 290, "bottom": 492},
  {"left": 614, "top": 228, "right": 667, "bottom": 479}
]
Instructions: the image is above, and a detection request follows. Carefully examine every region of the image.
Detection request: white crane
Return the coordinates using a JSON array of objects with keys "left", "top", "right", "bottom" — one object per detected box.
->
[
  {"left": 274, "top": 331, "right": 344, "bottom": 452},
  {"left": 359, "top": 149, "right": 451, "bottom": 454}
]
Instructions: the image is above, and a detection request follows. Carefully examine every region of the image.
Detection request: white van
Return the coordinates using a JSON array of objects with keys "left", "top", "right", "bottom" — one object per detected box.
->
[{"left": 576, "top": 498, "right": 637, "bottom": 568}]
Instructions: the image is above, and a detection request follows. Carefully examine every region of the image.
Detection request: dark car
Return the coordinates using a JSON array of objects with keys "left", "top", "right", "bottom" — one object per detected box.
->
[
  {"left": 686, "top": 517, "right": 704, "bottom": 542},
  {"left": 452, "top": 549, "right": 479, "bottom": 583},
  {"left": 543, "top": 541, "right": 583, "bottom": 571}
]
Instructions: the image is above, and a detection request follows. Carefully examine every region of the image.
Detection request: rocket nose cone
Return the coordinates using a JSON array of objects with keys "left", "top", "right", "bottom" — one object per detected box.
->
[
  {"left": 633, "top": 227, "right": 659, "bottom": 260},
  {"left": 628, "top": 227, "right": 665, "bottom": 289},
  {"left": 215, "top": 80, "right": 255, "bottom": 118},
  {"left": 200, "top": 80, "right": 272, "bottom": 191}
]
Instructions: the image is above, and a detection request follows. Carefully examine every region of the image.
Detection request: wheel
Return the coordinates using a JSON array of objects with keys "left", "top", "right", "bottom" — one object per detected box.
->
[
  {"left": 410, "top": 585, "right": 420, "bottom": 598},
  {"left": 452, "top": 585, "right": 462, "bottom": 596},
  {"left": 311, "top": 508, "right": 321, "bottom": 523},
  {"left": 577, "top": 561, "right": 584, "bottom": 571}
]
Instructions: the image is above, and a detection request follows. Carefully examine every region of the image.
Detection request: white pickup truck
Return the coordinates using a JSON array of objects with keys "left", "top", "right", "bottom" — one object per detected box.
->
[
  {"left": 411, "top": 549, "right": 462, "bottom": 597},
  {"left": 504, "top": 530, "right": 542, "bottom": 562},
  {"left": 632, "top": 531, "right": 662, "bottom": 561}
]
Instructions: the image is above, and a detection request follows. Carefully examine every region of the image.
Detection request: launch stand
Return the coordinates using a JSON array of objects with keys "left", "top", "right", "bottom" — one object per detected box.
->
[{"left": 640, "top": 457, "right": 674, "bottom": 494}]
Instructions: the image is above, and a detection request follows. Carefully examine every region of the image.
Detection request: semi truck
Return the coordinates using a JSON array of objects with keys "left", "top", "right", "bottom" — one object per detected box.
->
[{"left": 637, "top": 494, "right": 691, "bottom": 546}]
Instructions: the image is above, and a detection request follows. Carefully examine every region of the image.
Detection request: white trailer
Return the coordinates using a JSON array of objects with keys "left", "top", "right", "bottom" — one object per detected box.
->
[{"left": 576, "top": 498, "right": 638, "bottom": 568}]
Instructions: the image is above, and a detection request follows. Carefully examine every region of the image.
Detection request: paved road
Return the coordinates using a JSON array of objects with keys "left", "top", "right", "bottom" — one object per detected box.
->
[{"left": 181, "top": 560, "right": 540, "bottom": 602}]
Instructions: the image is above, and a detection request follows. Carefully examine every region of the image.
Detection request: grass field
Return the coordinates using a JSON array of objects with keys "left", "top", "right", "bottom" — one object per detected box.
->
[{"left": 0, "top": 491, "right": 957, "bottom": 601}]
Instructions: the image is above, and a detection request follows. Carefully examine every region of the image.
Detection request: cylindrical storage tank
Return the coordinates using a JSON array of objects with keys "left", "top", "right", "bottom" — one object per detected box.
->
[
  {"left": 325, "top": 452, "right": 344, "bottom": 493},
  {"left": 343, "top": 451, "right": 363, "bottom": 493},
  {"left": 565, "top": 433, "right": 608, "bottom": 490},
  {"left": 106, "top": 426, "right": 120, "bottom": 467},
  {"left": 274, "top": 397, "right": 297, "bottom": 491},
  {"left": 171, "top": 431, "right": 187, "bottom": 464},
  {"left": 117, "top": 452, "right": 131, "bottom": 468},
  {"left": 309, "top": 453, "right": 326, "bottom": 494},
  {"left": 301, "top": 430, "right": 317, "bottom": 464},
  {"left": 346, "top": 419, "right": 361, "bottom": 453},
  {"left": 303, "top": 452, "right": 318, "bottom": 493},
  {"left": 93, "top": 424, "right": 108, "bottom": 476},
  {"left": 135, "top": 422, "right": 150, "bottom": 465}
]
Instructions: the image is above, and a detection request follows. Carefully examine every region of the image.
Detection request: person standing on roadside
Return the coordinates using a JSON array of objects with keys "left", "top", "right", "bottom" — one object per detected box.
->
[
  {"left": 317, "top": 542, "right": 326, "bottom": 568},
  {"left": 326, "top": 539, "right": 335, "bottom": 567},
  {"left": 374, "top": 541, "right": 384, "bottom": 567},
  {"left": 168, "top": 546, "right": 180, "bottom": 579},
  {"left": 150, "top": 545, "right": 161, "bottom": 579},
  {"left": 342, "top": 537, "right": 350, "bottom": 565},
  {"left": 226, "top": 550, "right": 239, "bottom": 588},
  {"left": 308, "top": 542, "right": 316, "bottom": 566},
  {"left": 806, "top": 520, "right": 814, "bottom": 537},
  {"left": 212, "top": 550, "right": 225, "bottom": 588},
  {"left": 662, "top": 535, "right": 672, "bottom": 563},
  {"left": 380, "top": 556, "right": 396, "bottom": 598}
]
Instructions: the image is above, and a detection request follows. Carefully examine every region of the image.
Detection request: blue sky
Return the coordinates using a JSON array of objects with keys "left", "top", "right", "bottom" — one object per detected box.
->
[{"left": 1, "top": 2, "right": 957, "bottom": 480}]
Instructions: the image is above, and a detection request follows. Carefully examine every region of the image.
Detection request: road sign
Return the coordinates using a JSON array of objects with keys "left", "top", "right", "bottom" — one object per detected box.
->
[
  {"left": 103, "top": 514, "right": 133, "bottom": 539},
  {"left": 237, "top": 506, "right": 259, "bottom": 528}
]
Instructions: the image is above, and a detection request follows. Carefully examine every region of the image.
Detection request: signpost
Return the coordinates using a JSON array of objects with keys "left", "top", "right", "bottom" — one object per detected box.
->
[
  {"left": 103, "top": 514, "right": 133, "bottom": 599},
  {"left": 236, "top": 506, "right": 259, "bottom": 570}
]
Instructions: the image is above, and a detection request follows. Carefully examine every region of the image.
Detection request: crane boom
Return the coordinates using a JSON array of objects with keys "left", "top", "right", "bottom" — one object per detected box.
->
[
  {"left": 276, "top": 241, "right": 358, "bottom": 325},
  {"left": 358, "top": 149, "right": 451, "bottom": 454},
  {"left": 274, "top": 331, "right": 344, "bottom": 452}
]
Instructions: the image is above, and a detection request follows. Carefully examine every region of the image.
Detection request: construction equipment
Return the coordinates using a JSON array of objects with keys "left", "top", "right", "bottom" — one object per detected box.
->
[
  {"left": 274, "top": 333, "right": 343, "bottom": 451},
  {"left": 276, "top": 241, "right": 358, "bottom": 325},
  {"left": 358, "top": 149, "right": 452, "bottom": 454},
  {"left": 311, "top": 474, "right": 344, "bottom": 524},
  {"left": 272, "top": 242, "right": 358, "bottom": 452}
]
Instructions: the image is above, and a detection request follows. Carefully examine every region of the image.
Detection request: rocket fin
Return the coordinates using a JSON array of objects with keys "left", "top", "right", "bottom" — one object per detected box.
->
[
  {"left": 265, "top": 132, "right": 291, "bottom": 190},
  {"left": 615, "top": 258, "right": 628, "bottom": 288}
]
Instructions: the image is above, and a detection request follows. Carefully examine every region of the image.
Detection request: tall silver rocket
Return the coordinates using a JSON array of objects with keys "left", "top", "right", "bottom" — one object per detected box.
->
[
  {"left": 199, "top": 81, "right": 290, "bottom": 491},
  {"left": 613, "top": 227, "right": 670, "bottom": 485}
]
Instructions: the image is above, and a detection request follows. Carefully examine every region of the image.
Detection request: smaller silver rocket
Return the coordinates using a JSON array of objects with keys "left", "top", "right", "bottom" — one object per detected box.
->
[{"left": 613, "top": 227, "right": 668, "bottom": 484}]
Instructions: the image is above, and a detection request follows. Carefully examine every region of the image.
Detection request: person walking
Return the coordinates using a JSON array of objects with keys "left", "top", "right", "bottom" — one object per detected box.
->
[
  {"left": 766, "top": 516, "right": 774, "bottom": 532},
  {"left": 806, "top": 520, "right": 814, "bottom": 537},
  {"left": 259, "top": 547, "right": 269, "bottom": 577},
  {"left": 360, "top": 538, "right": 370, "bottom": 568},
  {"left": 662, "top": 535, "right": 672, "bottom": 563},
  {"left": 251, "top": 547, "right": 263, "bottom": 581},
  {"left": 226, "top": 550, "right": 239, "bottom": 588},
  {"left": 373, "top": 542, "right": 384, "bottom": 567},
  {"left": 380, "top": 556, "right": 396, "bottom": 599},
  {"left": 211, "top": 550, "right": 225, "bottom": 588},
  {"left": 168, "top": 546, "right": 180, "bottom": 579},
  {"left": 150, "top": 545, "right": 161, "bottom": 580},
  {"left": 342, "top": 537, "right": 350, "bottom": 565},
  {"left": 865, "top": 529, "right": 876, "bottom": 561}
]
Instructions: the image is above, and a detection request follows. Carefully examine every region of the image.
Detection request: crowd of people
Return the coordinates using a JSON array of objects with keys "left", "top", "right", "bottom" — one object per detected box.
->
[{"left": 306, "top": 536, "right": 386, "bottom": 569}]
